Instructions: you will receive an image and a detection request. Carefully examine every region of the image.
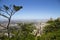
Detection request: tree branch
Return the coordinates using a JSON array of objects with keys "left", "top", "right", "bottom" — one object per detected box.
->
[
  {"left": 0, "top": 24, "right": 7, "bottom": 29},
  {"left": 0, "top": 13, "right": 9, "bottom": 18},
  {"left": 0, "top": 9, "right": 11, "bottom": 16}
]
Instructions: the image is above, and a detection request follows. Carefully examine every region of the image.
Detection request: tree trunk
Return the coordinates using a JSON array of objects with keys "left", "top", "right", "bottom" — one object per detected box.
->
[{"left": 7, "top": 16, "right": 11, "bottom": 38}]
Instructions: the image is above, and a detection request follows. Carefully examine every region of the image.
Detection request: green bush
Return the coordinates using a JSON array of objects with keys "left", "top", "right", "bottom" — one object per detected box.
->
[{"left": 39, "top": 18, "right": 60, "bottom": 40}]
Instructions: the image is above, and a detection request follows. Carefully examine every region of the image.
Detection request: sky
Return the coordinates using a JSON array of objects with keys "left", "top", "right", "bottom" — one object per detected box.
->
[{"left": 0, "top": 0, "right": 60, "bottom": 20}]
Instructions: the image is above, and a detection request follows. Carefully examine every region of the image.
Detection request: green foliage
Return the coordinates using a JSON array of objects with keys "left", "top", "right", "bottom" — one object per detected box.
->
[
  {"left": 8, "top": 23, "right": 36, "bottom": 40},
  {"left": 13, "top": 5, "right": 23, "bottom": 11},
  {"left": 0, "top": 23, "right": 36, "bottom": 40},
  {"left": 43, "top": 18, "right": 60, "bottom": 33},
  {"left": 38, "top": 29, "right": 60, "bottom": 40},
  {"left": 39, "top": 18, "right": 60, "bottom": 40},
  {"left": 18, "top": 23, "right": 36, "bottom": 33},
  {"left": 17, "top": 23, "right": 36, "bottom": 40},
  {"left": 3, "top": 5, "right": 23, "bottom": 11},
  {"left": 0, "top": 35, "right": 9, "bottom": 40},
  {"left": 3, "top": 5, "right": 9, "bottom": 10}
]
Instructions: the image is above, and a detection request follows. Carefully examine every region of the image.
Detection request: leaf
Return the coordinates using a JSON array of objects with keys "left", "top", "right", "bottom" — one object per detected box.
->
[
  {"left": 13, "top": 5, "right": 23, "bottom": 11},
  {"left": 3, "top": 5, "right": 9, "bottom": 10}
]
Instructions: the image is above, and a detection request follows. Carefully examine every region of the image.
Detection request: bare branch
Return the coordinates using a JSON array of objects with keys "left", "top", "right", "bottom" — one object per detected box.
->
[
  {"left": 0, "top": 24, "right": 7, "bottom": 29},
  {"left": 9, "top": 5, "right": 14, "bottom": 16},
  {"left": 0, "top": 9, "right": 11, "bottom": 16},
  {"left": 11, "top": 11, "right": 15, "bottom": 16},
  {"left": 5, "top": 10, "right": 11, "bottom": 16},
  {"left": 0, "top": 13, "right": 9, "bottom": 18}
]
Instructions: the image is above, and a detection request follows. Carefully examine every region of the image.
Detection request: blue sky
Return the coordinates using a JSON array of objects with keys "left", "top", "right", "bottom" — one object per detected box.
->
[{"left": 0, "top": 0, "right": 60, "bottom": 20}]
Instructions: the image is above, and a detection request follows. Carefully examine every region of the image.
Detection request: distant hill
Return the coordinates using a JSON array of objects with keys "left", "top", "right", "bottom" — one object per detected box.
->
[{"left": 0, "top": 19, "right": 48, "bottom": 24}]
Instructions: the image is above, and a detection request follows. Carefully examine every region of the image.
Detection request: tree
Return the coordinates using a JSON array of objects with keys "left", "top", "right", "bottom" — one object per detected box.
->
[
  {"left": 39, "top": 18, "right": 60, "bottom": 40},
  {"left": 0, "top": 5, "right": 23, "bottom": 38},
  {"left": 43, "top": 18, "right": 60, "bottom": 33},
  {"left": 15, "top": 23, "right": 36, "bottom": 40}
]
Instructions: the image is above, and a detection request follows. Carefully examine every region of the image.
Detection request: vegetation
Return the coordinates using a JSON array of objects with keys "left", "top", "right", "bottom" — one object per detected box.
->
[
  {"left": 0, "top": 23, "right": 36, "bottom": 40},
  {"left": 38, "top": 18, "right": 60, "bottom": 40},
  {"left": 43, "top": 18, "right": 60, "bottom": 33},
  {"left": 11, "top": 23, "right": 36, "bottom": 40}
]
